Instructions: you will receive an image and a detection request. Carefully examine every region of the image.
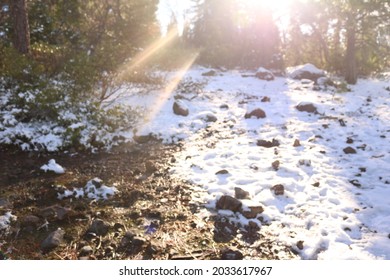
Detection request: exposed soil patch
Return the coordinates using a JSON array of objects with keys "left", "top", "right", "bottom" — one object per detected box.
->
[{"left": 0, "top": 142, "right": 295, "bottom": 260}]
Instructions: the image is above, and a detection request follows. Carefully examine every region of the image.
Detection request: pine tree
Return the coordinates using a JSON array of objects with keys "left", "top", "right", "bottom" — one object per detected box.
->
[{"left": 10, "top": 0, "right": 30, "bottom": 54}]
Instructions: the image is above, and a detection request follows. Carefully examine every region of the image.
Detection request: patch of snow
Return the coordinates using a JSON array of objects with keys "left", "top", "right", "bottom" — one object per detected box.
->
[
  {"left": 287, "top": 63, "right": 325, "bottom": 78},
  {"left": 125, "top": 66, "right": 390, "bottom": 259},
  {"left": 0, "top": 212, "right": 16, "bottom": 236},
  {"left": 40, "top": 159, "right": 65, "bottom": 174},
  {"left": 57, "top": 178, "right": 118, "bottom": 201}
]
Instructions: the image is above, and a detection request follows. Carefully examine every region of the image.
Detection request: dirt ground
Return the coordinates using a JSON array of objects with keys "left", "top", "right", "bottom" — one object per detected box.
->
[{"left": 0, "top": 141, "right": 296, "bottom": 260}]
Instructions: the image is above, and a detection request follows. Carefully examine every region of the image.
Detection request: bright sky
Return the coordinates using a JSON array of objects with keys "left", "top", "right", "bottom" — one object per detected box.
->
[{"left": 157, "top": 0, "right": 294, "bottom": 35}]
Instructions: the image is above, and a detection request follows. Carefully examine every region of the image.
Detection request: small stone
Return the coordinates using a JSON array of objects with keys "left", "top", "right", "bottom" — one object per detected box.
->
[
  {"left": 261, "top": 96, "right": 271, "bottom": 102},
  {"left": 216, "top": 195, "right": 242, "bottom": 212},
  {"left": 346, "top": 137, "right": 354, "bottom": 144},
  {"left": 271, "top": 184, "right": 285, "bottom": 196},
  {"left": 41, "top": 228, "right": 65, "bottom": 252},
  {"left": 296, "top": 102, "right": 318, "bottom": 114},
  {"left": 132, "top": 236, "right": 146, "bottom": 248},
  {"left": 200, "top": 113, "right": 217, "bottom": 122},
  {"left": 293, "top": 139, "right": 301, "bottom": 147},
  {"left": 133, "top": 134, "right": 153, "bottom": 144},
  {"left": 220, "top": 104, "right": 229, "bottom": 109},
  {"left": 173, "top": 101, "right": 189, "bottom": 117},
  {"left": 240, "top": 206, "right": 264, "bottom": 219},
  {"left": 234, "top": 187, "right": 250, "bottom": 199},
  {"left": 339, "top": 119, "right": 346, "bottom": 127},
  {"left": 245, "top": 108, "right": 266, "bottom": 119},
  {"left": 271, "top": 160, "right": 280, "bottom": 171},
  {"left": 343, "top": 147, "right": 357, "bottom": 154},
  {"left": 312, "top": 182, "right": 320, "bottom": 187},
  {"left": 349, "top": 180, "right": 361, "bottom": 187},
  {"left": 255, "top": 68, "right": 274, "bottom": 81},
  {"left": 79, "top": 245, "right": 93, "bottom": 257},
  {"left": 216, "top": 169, "right": 229, "bottom": 175},
  {"left": 21, "top": 215, "right": 40, "bottom": 229},
  {"left": 202, "top": 70, "right": 217, "bottom": 76},
  {"left": 257, "top": 139, "right": 280, "bottom": 148},
  {"left": 297, "top": 240, "right": 304, "bottom": 250},
  {"left": 39, "top": 205, "right": 71, "bottom": 221},
  {"left": 87, "top": 219, "right": 110, "bottom": 236},
  {"left": 220, "top": 248, "right": 244, "bottom": 260}
]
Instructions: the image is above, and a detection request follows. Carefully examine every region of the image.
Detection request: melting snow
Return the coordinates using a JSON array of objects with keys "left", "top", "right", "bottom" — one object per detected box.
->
[
  {"left": 124, "top": 66, "right": 390, "bottom": 259},
  {"left": 40, "top": 159, "right": 66, "bottom": 174},
  {"left": 57, "top": 178, "right": 118, "bottom": 201}
]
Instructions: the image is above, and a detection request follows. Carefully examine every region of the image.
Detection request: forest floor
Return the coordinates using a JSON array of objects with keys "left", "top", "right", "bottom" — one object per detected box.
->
[{"left": 0, "top": 141, "right": 295, "bottom": 260}]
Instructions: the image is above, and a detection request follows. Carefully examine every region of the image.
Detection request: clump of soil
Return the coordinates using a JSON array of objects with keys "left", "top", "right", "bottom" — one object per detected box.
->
[{"left": 0, "top": 142, "right": 295, "bottom": 260}]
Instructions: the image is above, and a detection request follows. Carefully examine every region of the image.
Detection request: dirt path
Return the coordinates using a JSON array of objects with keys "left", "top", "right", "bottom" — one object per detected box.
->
[{"left": 0, "top": 142, "right": 295, "bottom": 260}]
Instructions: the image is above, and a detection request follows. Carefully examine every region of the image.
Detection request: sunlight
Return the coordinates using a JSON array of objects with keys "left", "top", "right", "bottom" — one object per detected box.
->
[
  {"left": 116, "top": 27, "right": 179, "bottom": 81},
  {"left": 239, "top": 0, "right": 293, "bottom": 11},
  {"left": 145, "top": 51, "right": 198, "bottom": 120},
  {"left": 234, "top": 0, "right": 295, "bottom": 31}
]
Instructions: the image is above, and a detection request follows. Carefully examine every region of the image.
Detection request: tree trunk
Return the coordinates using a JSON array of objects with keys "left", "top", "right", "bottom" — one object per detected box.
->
[
  {"left": 10, "top": 0, "right": 30, "bottom": 54},
  {"left": 345, "top": 13, "right": 357, "bottom": 84}
]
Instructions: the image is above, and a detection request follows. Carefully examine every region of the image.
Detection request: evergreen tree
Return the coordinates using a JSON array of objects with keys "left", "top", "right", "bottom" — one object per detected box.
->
[{"left": 10, "top": 0, "right": 30, "bottom": 54}]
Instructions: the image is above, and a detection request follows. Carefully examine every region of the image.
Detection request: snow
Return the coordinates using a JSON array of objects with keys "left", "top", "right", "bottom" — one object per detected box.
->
[
  {"left": 0, "top": 212, "right": 16, "bottom": 236},
  {"left": 40, "top": 159, "right": 65, "bottom": 174},
  {"left": 57, "top": 178, "right": 118, "bottom": 201},
  {"left": 287, "top": 63, "right": 325, "bottom": 79},
  {"left": 120, "top": 66, "right": 390, "bottom": 260}
]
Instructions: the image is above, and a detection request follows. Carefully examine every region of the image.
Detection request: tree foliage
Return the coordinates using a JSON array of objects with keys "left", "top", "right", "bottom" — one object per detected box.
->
[{"left": 183, "top": 0, "right": 282, "bottom": 69}]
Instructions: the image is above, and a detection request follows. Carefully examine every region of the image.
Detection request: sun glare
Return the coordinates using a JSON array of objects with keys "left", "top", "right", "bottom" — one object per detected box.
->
[{"left": 239, "top": 0, "right": 293, "bottom": 10}]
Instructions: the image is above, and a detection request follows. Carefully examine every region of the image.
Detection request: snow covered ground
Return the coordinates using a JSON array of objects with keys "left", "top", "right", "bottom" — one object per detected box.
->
[{"left": 126, "top": 66, "right": 390, "bottom": 259}]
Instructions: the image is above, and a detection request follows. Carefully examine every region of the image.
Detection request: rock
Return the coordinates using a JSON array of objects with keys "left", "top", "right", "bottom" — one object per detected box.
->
[
  {"left": 39, "top": 205, "right": 72, "bottom": 221},
  {"left": 120, "top": 233, "right": 146, "bottom": 255},
  {"left": 198, "top": 112, "right": 217, "bottom": 122},
  {"left": 240, "top": 206, "right": 264, "bottom": 219},
  {"left": 293, "top": 139, "right": 301, "bottom": 147},
  {"left": 132, "top": 236, "right": 146, "bottom": 248},
  {"left": 261, "top": 96, "right": 271, "bottom": 102},
  {"left": 133, "top": 134, "right": 153, "bottom": 144},
  {"left": 216, "top": 169, "right": 229, "bottom": 175},
  {"left": 87, "top": 219, "right": 110, "bottom": 236},
  {"left": 287, "top": 63, "right": 326, "bottom": 82},
  {"left": 312, "top": 182, "right": 320, "bottom": 187},
  {"left": 349, "top": 179, "right": 361, "bottom": 187},
  {"left": 271, "top": 184, "right": 285, "bottom": 195},
  {"left": 234, "top": 187, "right": 250, "bottom": 199},
  {"left": 216, "top": 195, "right": 242, "bottom": 212},
  {"left": 173, "top": 101, "right": 189, "bottom": 117},
  {"left": 245, "top": 108, "right": 266, "bottom": 119},
  {"left": 343, "top": 147, "right": 357, "bottom": 154},
  {"left": 41, "top": 228, "right": 65, "bottom": 251},
  {"left": 297, "top": 240, "right": 304, "bottom": 250},
  {"left": 202, "top": 70, "right": 217, "bottom": 76},
  {"left": 79, "top": 245, "right": 93, "bottom": 257},
  {"left": 220, "top": 248, "right": 244, "bottom": 260},
  {"left": 220, "top": 104, "right": 229, "bottom": 110},
  {"left": 255, "top": 67, "right": 274, "bottom": 81},
  {"left": 296, "top": 102, "right": 318, "bottom": 114},
  {"left": 119, "top": 231, "right": 137, "bottom": 249},
  {"left": 271, "top": 160, "right": 280, "bottom": 171},
  {"left": 21, "top": 215, "right": 40, "bottom": 228},
  {"left": 257, "top": 139, "right": 280, "bottom": 148},
  {"left": 346, "top": 137, "right": 354, "bottom": 144}
]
